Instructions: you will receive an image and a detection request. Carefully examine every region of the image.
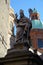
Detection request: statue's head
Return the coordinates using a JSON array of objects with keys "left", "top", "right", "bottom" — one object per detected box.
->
[
  {"left": 28, "top": 8, "right": 33, "bottom": 15},
  {"left": 20, "top": 9, "right": 24, "bottom": 18}
]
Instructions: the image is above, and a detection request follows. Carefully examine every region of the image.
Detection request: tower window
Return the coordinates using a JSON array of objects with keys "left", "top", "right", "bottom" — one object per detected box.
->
[
  {"left": 31, "top": 16, "right": 34, "bottom": 20},
  {"left": 35, "top": 15, "right": 38, "bottom": 19}
]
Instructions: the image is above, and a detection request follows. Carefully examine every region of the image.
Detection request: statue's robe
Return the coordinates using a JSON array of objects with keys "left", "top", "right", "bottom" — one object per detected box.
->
[{"left": 16, "top": 16, "right": 32, "bottom": 44}]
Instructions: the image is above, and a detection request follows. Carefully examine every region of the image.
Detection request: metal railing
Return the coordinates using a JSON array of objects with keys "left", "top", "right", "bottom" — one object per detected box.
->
[{"left": 0, "top": 33, "right": 7, "bottom": 49}]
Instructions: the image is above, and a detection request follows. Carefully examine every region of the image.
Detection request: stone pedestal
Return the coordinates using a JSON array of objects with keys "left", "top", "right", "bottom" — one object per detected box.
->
[{"left": 0, "top": 48, "right": 43, "bottom": 65}]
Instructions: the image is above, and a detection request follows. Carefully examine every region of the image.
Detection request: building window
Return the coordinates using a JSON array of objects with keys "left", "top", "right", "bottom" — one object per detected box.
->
[{"left": 38, "top": 39, "right": 43, "bottom": 48}]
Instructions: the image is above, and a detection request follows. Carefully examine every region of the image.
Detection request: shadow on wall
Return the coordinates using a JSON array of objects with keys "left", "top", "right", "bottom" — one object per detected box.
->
[
  {"left": 10, "top": 26, "right": 16, "bottom": 48},
  {"left": 10, "top": 35, "right": 16, "bottom": 48}
]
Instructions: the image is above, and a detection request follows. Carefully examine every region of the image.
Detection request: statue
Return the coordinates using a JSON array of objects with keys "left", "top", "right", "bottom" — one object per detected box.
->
[{"left": 15, "top": 9, "right": 32, "bottom": 49}]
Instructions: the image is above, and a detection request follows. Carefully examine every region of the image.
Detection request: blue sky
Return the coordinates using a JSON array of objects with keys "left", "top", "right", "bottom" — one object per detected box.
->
[{"left": 10, "top": 0, "right": 43, "bottom": 21}]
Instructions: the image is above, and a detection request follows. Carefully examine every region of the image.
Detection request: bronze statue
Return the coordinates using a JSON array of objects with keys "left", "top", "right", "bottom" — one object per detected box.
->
[{"left": 15, "top": 9, "right": 32, "bottom": 48}]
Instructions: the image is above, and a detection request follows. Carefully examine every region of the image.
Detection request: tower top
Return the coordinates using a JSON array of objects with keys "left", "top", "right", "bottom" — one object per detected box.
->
[
  {"left": 29, "top": 8, "right": 40, "bottom": 20},
  {"left": 33, "top": 8, "right": 37, "bottom": 13}
]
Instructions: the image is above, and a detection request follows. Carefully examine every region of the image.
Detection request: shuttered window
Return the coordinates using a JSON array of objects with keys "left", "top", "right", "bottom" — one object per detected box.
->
[{"left": 38, "top": 39, "right": 43, "bottom": 48}]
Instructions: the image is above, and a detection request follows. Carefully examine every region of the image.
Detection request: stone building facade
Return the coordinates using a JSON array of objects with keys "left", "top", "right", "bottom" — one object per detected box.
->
[
  {"left": 8, "top": 7, "right": 15, "bottom": 49},
  {"left": 0, "top": 0, "right": 10, "bottom": 57}
]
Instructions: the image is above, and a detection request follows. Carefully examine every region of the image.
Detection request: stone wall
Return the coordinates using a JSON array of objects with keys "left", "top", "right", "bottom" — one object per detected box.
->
[{"left": 0, "top": 0, "right": 10, "bottom": 57}]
